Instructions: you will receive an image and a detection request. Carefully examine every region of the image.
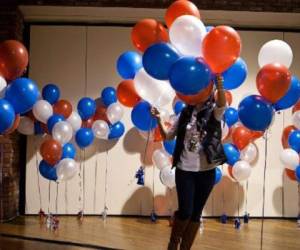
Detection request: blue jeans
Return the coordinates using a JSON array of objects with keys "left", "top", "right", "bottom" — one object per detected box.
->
[{"left": 175, "top": 167, "right": 215, "bottom": 222}]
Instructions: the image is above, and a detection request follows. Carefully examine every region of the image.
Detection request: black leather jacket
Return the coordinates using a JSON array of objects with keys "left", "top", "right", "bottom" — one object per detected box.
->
[{"left": 172, "top": 105, "right": 227, "bottom": 168}]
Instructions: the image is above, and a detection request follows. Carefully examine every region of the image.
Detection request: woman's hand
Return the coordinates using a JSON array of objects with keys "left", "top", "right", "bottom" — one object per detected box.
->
[{"left": 150, "top": 107, "right": 160, "bottom": 119}]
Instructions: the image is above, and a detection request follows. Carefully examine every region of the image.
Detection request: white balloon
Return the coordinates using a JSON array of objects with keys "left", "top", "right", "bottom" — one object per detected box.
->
[
  {"left": 107, "top": 103, "right": 124, "bottom": 124},
  {"left": 134, "top": 68, "right": 175, "bottom": 108},
  {"left": 152, "top": 149, "right": 172, "bottom": 170},
  {"left": 92, "top": 120, "right": 109, "bottom": 139},
  {"left": 32, "top": 100, "right": 53, "bottom": 124},
  {"left": 240, "top": 143, "right": 258, "bottom": 164},
  {"left": 232, "top": 160, "right": 252, "bottom": 182},
  {"left": 258, "top": 39, "right": 293, "bottom": 68},
  {"left": 67, "top": 112, "right": 82, "bottom": 133},
  {"left": 160, "top": 166, "right": 176, "bottom": 188},
  {"left": 169, "top": 15, "right": 207, "bottom": 57},
  {"left": 56, "top": 158, "right": 78, "bottom": 182},
  {"left": 221, "top": 121, "right": 229, "bottom": 141},
  {"left": 0, "top": 76, "right": 7, "bottom": 98},
  {"left": 52, "top": 121, "right": 73, "bottom": 145},
  {"left": 280, "top": 149, "right": 299, "bottom": 170},
  {"left": 292, "top": 111, "right": 300, "bottom": 129},
  {"left": 17, "top": 117, "right": 34, "bottom": 135}
]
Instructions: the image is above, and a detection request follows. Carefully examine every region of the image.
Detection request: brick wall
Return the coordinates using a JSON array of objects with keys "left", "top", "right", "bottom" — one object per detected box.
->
[{"left": 0, "top": 4, "right": 24, "bottom": 221}]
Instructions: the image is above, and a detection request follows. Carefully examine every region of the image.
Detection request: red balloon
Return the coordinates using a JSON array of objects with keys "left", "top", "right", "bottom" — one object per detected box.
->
[
  {"left": 117, "top": 80, "right": 141, "bottom": 107},
  {"left": 285, "top": 168, "right": 297, "bottom": 181},
  {"left": 281, "top": 125, "right": 296, "bottom": 148},
  {"left": 0, "top": 40, "right": 29, "bottom": 80},
  {"left": 292, "top": 100, "right": 300, "bottom": 114},
  {"left": 232, "top": 126, "right": 252, "bottom": 150},
  {"left": 40, "top": 138, "right": 62, "bottom": 166},
  {"left": 131, "top": 19, "right": 169, "bottom": 52},
  {"left": 153, "top": 127, "right": 164, "bottom": 142},
  {"left": 82, "top": 117, "right": 94, "bottom": 128},
  {"left": 94, "top": 104, "right": 109, "bottom": 123},
  {"left": 215, "top": 90, "right": 232, "bottom": 106},
  {"left": 256, "top": 63, "right": 291, "bottom": 103},
  {"left": 176, "top": 82, "right": 213, "bottom": 105},
  {"left": 165, "top": 0, "right": 201, "bottom": 28},
  {"left": 202, "top": 26, "right": 241, "bottom": 73},
  {"left": 4, "top": 115, "right": 20, "bottom": 135},
  {"left": 53, "top": 99, "right": 73, "bottom": 119},
  {"left": 250, "top": 130, "right": 264, "bottom": 141}
]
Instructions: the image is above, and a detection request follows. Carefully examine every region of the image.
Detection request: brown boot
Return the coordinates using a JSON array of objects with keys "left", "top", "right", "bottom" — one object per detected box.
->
[
  {"left": 168, "top": 213, "right": 190, "bottom": 250},
  {"left": 180, "top": 221, "right": 200, "bottom": 250}
]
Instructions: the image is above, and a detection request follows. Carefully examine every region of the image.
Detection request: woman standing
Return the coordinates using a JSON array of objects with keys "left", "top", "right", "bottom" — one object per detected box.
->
[{"left": 151, "top": 76, "right": 227, "bottom": 250}]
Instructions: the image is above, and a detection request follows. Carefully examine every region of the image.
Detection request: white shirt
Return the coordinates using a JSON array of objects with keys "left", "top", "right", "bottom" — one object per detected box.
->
[{"left": 166, "top": 105, "right": 225, "bottom": 172}]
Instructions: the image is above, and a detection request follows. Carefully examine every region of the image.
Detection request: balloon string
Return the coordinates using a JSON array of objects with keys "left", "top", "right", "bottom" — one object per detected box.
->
[
  {"left": 245, "top": 180, "right": 249, "bottom": 213},
  {"left": 35, "top": 142, "right": 42, "bottom": 211},
  {"left": 298, "top": 183, "right": 300, "bottom": 218},
  {"left": 142, "top": 118, "right": 153, "bottom": 168},
  {"left": 211, "top": 189, "right": 214, "bottom": 215},
  {"left": 221, "top": 164, "right": 225, "bottom": 213},
  {"left": 48, "top": 181, "right": 51, "bottom": 214},
  {"left": 93, "top": 146, "right": 99, "bottom": 213},
  {"left": 0, "top": 144, "right": 3, "bottom": 214},
  {"left": 65, "top": 181, "right": 68, "bottom": 214},
  {"left": 55, "top": 183, "right": 58, "bottom": 215},
  {"left": 260, "top": 130, "right": 268, "bottom": 250},
  {"left": 282, "top": 110, "right": 285, "bottom": 218},
  {"left": 103, "top": 142, "right": 109, "bottom": 213},
  {"left": 78, "top": 150, "right": 82, "bottom": 213},
  {"left": 237, "top": 183, "right": 240, "bottom": 218},
  {"left": 83, "top": 149, "right": 86, "bottom": 213},
  {"left": 152, "top": 164, "right": 155, "bottom": 212}
]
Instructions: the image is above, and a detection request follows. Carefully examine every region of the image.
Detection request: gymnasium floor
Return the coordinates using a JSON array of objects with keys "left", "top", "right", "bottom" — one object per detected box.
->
[{"left": 0, "top": 216, "right": 299, "bottom": 250}]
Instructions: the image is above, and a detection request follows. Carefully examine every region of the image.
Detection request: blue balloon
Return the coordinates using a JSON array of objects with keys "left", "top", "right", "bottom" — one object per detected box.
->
[
  {"left": 206, "top": 26, "right": 214, "bottom": 32},
  {"left": 224, "top": 107, "right": 239, "bottom": 127},
  {"left": 47, "top": 114, "right": 65, "bottom": 133},
  {"left": 143, "top": 43, "right": 180, "bottom": 80},
  {"left": 0, "top": 99, "right": 15, "bottom": 134},
  {"left": 34, "top": 122, "right": 44, "bottom": 135},
  {"left": 238, "top": 95, "right": 274, "bottom": 131},
  {"left": 223, "top": 143, "right": 240, "bottom": 166},
  {"left": 108, "top": 121, "right": 125, "bottom": 140},
  {"left": 62, "top": 143, "right": 76, "bottom": 159},
  {"left": 117, "top": 51, "right": 142, "bottom": 79},
  {"left": 288, "top": 130, "right": 300, "bottom": 153},
  {"left": 101, "top": 87, "right": 117, "bottom": 107},
  {"left": 5, "top": 77, "right": 40, "bottom": 114},
  {"left": 174, "top": 100, "right": 186, "bottom": 115},
  {"left": 274, "top": 76, "right": 300, "bottom": 111},
  {"left": 215, "top": 167, "right": 222, "bottom": 185},
  {"left": 75, "top": 128, "right": 94, "bottom": 148},
  {"left": 77, "top": 97, "right": 96, "bottom": 120},
  {"left": 296, "top": 165, "right": 300, "bottom": 182},
  {"left": 169, "top": 57, "right": 211, "bottom": 95},
  {"left": 163, "top": 140, "right": 176, "bottom": 155},
  {"left": 131, "top": 101, "right": 157, "bottom": 131},
  {"left": 222, "top": 58, "right": 248, "bottom": 90},
  {"left": 42, "top": 84, "right": 60, "bottom": 104},
  {"left": 39, "top": 160, "right": 57, "bottom": 181}
]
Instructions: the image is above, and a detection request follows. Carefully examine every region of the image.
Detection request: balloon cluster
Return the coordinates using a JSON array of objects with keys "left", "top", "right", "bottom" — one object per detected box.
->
[
  {"left": 280, "top": 100, "right": 300, "bottom": 182},
  {"left": 238, "top": 40, "right": 296, "bottom": 132},
  {"left": 116, "top": 0, "right": 245, "bottom": 187},
  {"left": 0, "top": 39, "right": 126, "bottom": 183},
  {"left": 34, "top": 84, "right": 125, "bottom": 182}
]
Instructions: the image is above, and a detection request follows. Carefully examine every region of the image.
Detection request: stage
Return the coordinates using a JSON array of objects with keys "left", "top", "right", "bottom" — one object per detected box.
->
[{"left": 0, "top": 217, "right": 299, "bottom": 250}]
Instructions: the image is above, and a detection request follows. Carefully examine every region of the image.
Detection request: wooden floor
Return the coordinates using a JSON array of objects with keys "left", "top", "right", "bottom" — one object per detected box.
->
[{"left": 0, "top": 216, "right": 299, "bottom": 250}]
